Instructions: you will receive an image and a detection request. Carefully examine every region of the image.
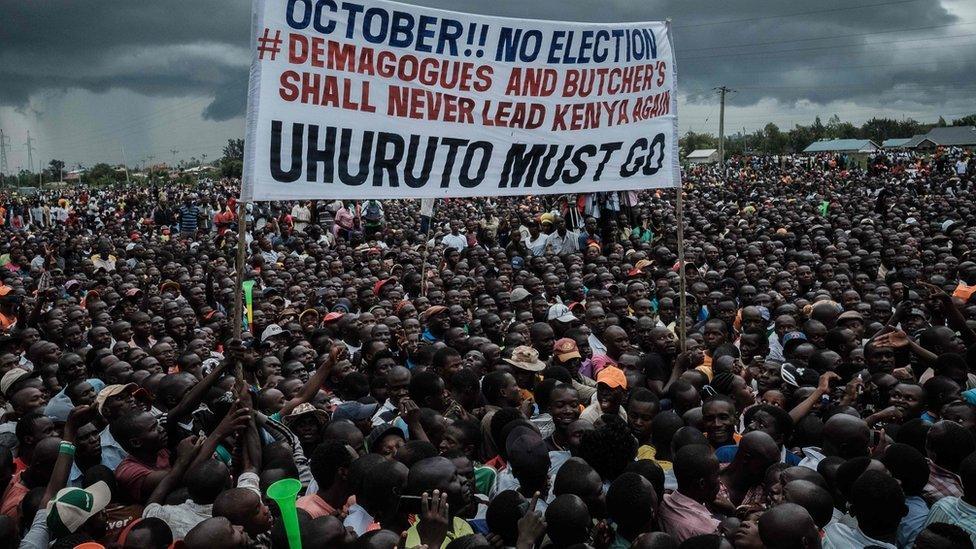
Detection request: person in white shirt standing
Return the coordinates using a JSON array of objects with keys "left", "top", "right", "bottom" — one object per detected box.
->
[
  {"left": 441, "top": 221, "right": 468, "bottom": 252},
  {"left": 291, "top": 201, "right": 312, "bottom": 232}
]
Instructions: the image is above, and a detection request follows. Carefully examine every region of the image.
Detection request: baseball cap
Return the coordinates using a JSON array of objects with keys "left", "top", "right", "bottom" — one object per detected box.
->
[
  {"left": 837, "top": 311, "right": 864, "bottom": 323},
  {"left": 261, "top": 323, "right": 287, "bottom": 343},
  {"left": 323, "top": 312, "right": 345, "bottom": 324},
  {"left": 597, "top": 366, "right": 627, "bottom": 390},
  {"left": 94, "top": 383, "right": 137, "bottom": 414},
  {"left": 367, "top": 423, "right": 406, "bottom": 453},
  {"left": 553, "top": 338, "right": 581, "bottom": 363},
  {"left": 547, "top": 304, "right": 578, "bottom": 323},
  {"left": 0, "top": 367, "right": 29, "bottom": 397},
  {"left": 332, "top": 401, "right": 379, "bottom": 423},
  {"left": 510, "top": 288, "right": 531, "bottom": 303},
  {"left": 506, "top": 427, "right": 548, "bottom": 470},
  {"left": 46, "top": 481, "right": 111, "bottom": 539},
  {"left": 422, "top": 305, "right": 448, "bottom": 320},
  {"left": 373, "top": 277, "right": 396, "bottom": 297}
]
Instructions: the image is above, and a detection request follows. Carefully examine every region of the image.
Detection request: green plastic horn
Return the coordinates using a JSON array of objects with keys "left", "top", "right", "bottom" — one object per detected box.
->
[{"left": 267, "top": 478, "right": 303, "bottom": 549}]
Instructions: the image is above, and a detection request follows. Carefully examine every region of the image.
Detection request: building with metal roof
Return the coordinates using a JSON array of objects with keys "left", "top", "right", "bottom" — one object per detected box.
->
[{"left": 803, "top": 139, "right": 880, "bottom": 154}]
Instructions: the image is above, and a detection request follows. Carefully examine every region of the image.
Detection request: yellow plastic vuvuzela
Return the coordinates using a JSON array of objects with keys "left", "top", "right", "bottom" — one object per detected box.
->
[{"left": 266, "top": 478, "right": 303, "bottom": 549}]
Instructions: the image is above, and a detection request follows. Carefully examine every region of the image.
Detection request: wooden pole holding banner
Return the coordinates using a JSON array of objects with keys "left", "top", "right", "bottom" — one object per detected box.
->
[
  {"left": 676, "top": 182, "right": 688, "bottom": 353},
  {"left": 419, "top": 198, "right": 435, "bottom": 297},
  {"left": 232, "top": 200, "right": 247, "bottom": 379}
]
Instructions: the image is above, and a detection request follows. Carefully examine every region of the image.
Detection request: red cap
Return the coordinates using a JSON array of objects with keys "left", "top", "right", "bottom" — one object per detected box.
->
[
  {"left": 373, "top": 277, "right": 396, "bottom": 297},
  {"left": 323, "top": 312, "right": 345, "bottom": 323}
]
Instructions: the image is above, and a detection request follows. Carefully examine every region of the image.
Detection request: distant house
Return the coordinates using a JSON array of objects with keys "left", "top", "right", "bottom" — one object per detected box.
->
[
  {"left": 909, "top": 126, "right": 976, "bottom": 150},
  {"left": 803, "top": 139, "right": 881, "bottom": 154},
  {"left": 686, "top": 149, "right": 719, "bottom": 164},
  {"left": 882, "top": 138, "right": 911, "bottom": 149}
]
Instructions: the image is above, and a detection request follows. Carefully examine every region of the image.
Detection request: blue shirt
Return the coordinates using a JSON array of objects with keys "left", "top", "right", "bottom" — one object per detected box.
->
[
  {"left": 897, "top": 495, "right": 928, "bottom": 548},
  {"left": 716, "top": 443, "right": 802, "bottom": 465},
  {"left": 44, "top": 378, "right": 106, "bottom": 423}
]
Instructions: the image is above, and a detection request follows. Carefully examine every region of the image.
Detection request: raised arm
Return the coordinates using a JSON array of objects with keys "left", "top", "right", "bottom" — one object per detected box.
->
[
  {"left": 279, "top": 345, "right": 343, "bottom": 417},
  {"left": 789, "top": 372, "right": 838, "bottom": 424},
  {"left": 167, "top": 360, "right": 229, "bottom": 422},
  {"left": 145, "top": 436, "right": 204, "bottom": 505}
]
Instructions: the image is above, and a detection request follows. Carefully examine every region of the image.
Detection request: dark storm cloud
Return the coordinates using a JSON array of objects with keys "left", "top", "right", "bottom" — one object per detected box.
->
[{"left": 1, "top": 0, "right": 972, "bottom": 119}]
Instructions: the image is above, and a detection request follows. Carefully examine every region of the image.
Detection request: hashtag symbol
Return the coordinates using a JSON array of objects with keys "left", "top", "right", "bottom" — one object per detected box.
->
[{"left": 257, "top": 28, "right": 282, "bottom": 60}]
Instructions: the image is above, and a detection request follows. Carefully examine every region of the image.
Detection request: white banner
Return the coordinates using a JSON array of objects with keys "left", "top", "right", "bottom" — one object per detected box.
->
[{"left": 242, "top": 0, "right": 678, "bottom": 201}]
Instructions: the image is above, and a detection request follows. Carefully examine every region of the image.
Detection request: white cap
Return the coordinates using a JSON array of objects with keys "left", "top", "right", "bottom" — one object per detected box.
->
[
  {"left": 261, "top": 323, "right": 287, "bottom": 343},
  {"left": 547, "top": 304, "right": 578, "bottom": 323}
]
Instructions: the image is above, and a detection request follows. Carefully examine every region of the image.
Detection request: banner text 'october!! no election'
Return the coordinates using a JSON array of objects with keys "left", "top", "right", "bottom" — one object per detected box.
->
[{"left": 241, "top": 0, "right": 678, "bottom": 201}]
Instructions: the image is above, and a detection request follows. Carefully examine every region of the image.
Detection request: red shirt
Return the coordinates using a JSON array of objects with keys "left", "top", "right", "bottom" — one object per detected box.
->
[{"left": 115, "top": 450, "right": 170, "bottom": 504}]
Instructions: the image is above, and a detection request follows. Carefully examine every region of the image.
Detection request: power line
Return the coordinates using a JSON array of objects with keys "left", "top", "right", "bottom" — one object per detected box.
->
[
  {"left": 679, "top": 20, "right": 976, "bottom": 53},
  {"left": 680, "top": 32, "right": 976, "bottom": 60},
  {"left": 673, "top": 0, "right": 925, "bottom": 29}
]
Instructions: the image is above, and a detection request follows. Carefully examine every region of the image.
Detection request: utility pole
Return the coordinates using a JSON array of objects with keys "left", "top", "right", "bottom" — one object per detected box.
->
[
  {"left": 0, "top": 129, "right": 10, "bottom": 178},
  {"left": 146, "top": 155, "right": 155, "bottom": 183},
  {"left": 25, "top": 131, "right": 35, "bottom": 174},
  {"left": 714, "top": 86, "right": 735, "bottom": 169},
  {"left": 121, "top": 146, "right": 130, "bottom": 183}
]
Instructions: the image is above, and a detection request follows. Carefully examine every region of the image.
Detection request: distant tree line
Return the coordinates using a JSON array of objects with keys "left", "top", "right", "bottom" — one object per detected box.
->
[{"left": 680, "top": 113, "right": 976, "bottom": 157}]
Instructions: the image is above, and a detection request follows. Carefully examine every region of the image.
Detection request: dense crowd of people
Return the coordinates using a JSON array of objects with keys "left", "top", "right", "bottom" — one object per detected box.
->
[{"left": 0, "top": 146, "right": 975, "bottom": 549}]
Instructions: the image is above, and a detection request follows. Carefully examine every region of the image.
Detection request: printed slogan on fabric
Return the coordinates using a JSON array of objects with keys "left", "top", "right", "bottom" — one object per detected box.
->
[{"left": 242, "top": 0, "right": 678, "bottom": 200}]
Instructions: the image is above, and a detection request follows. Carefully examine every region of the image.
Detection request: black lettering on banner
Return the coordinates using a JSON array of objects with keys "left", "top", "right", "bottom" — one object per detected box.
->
[
  {"left": 500, "top": 144, "right": 547, "bottom": 188},
  {"left": 374, "top": 132, "right": 404, "bottom": 187},
  {"left": 563, "top": 145, "right": 596, "bottom": 184},
  {"left": 459, "top": 141, "right": 492, "bottom": 188},
  {"left": 621, "top": 137, "right": 647, "bottom": 178},
  {"left": 620, "top": 133, "right": 667, "bottom": 178},
  {"left": 338, "top": 128, "right": 370, "bottom": 186},
  {"left": 306, "top": 124, "right": 336, "bottom": 183},
  {"left": 439, "top": 138, "right": 467, "bottom": 188},
  {"left": 405, "top": 135, "right": 438, "bottom": 188},
  {"left": 271, "top": 120, "right": 303, "bottom": 183},
  {"left": 643, "top": 133, "right": 666, "bottom": 176},
  {"left": 538, "top": 145, "right": 574, "bottom": 188},
  {"left": 593, "top": 142, "right": 623, "bottom": 181}
]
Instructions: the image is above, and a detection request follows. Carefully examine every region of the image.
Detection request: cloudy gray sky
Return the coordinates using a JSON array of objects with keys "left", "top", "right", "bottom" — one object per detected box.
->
[{"left": 1, "top": 0, "right": 974, "bottom": 170}]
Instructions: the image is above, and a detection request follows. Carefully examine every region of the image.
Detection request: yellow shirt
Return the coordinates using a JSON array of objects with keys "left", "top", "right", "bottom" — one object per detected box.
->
[
  {"left": 636, "top": 444, "right": 673, "bottom": 472},
  {"left": 405, "top": 516, "right": 473, "bottom": 548}
]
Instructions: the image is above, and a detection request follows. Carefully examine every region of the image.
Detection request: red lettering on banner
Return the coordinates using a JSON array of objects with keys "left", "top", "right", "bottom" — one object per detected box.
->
[{"left": 387, "top": 85, "right": 476, "bottom": 124}]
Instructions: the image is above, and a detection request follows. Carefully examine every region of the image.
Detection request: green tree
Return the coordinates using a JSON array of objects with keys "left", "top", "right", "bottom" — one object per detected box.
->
[
  {"left": 952, "top": 114, "right": 976, "bottom": 126},
  {"left": 679, "top": 131, "right": 717, "bottom": 156},
  {"left": 46, "top": 159, "right": 66, "bottom": 182},
  {"left": 220, "top": 138, "right": 245, "bottom": 178}
]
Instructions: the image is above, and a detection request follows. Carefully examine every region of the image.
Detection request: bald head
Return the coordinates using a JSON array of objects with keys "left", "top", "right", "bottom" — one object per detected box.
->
[
  {"left": 783, "top": 480, "right": 834, "bottom": 529},
  {"left": 759, "top": 503, "right": 819, "bottom": 549},
  {"left": 822, "top": 413, "right": 870, "bottom": 459},
  {"left": 184, "top": 517, "right": 247, "bottom": 549},
  {"left": 739, "top": 431, "right": 780, "bottom": 461},
  {"left": 545, "top": 494, "right": 592, "bottom": 547},
  {"left": 734, "top": 431, "right": 780, "bottom": 480}
]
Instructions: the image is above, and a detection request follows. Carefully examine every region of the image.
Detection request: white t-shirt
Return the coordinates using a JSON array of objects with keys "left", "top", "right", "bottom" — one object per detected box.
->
[{"left": 441, "top": 233, "right": 468, "bottom": 251}]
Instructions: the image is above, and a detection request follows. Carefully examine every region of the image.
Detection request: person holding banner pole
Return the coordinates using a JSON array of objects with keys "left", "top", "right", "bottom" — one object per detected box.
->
[
  {"left": 232, "top": 200, "right": 247, "bottom": 379},
  {"left": 676, "top": 185, "right": 688, "bottom": 354}
]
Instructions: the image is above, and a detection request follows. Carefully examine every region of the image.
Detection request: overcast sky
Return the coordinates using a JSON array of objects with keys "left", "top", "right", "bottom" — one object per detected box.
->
[{"left": 1, "top": 0, "right": 974, "bottom": 170}]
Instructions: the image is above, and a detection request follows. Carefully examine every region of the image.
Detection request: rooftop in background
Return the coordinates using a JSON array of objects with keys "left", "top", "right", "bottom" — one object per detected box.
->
[
  {"left": 882, "top": 138, "right": 911, "bottom": 149},
  {"left": 914, "top": 126, "right": 976, "bottom": 147},
  {"left": 686, "top": 149, "right": 718, "bottom": 159},
  {"left": 803, "top": 139, "right": 880, "bottom": 154}
]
